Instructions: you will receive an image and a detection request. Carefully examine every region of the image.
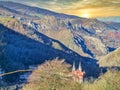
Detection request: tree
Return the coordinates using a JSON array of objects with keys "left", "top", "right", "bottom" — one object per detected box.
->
[
  {"left": 23, "top": 58, "right": 82, "bottom": 90},
  {"left": 0, "top": 25, "right": 18, "bottom": 83}
]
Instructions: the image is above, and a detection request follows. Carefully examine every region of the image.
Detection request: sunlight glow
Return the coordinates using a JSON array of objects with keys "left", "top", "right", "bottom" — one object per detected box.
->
[{"left": 81, "top": 13, "right": 90, "bottom": 18}]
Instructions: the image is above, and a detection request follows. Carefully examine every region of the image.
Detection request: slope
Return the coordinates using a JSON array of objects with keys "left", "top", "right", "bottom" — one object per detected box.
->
[
  {"left": 0, "top": 1, "right": 79, "bottom": 19},
  {"left": 99, "top": 47, "right": 120, "bottom": 67}
]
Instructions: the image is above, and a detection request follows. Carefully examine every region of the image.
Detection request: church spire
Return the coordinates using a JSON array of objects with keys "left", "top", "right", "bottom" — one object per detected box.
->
[
  {"left": 78, "top": 62, "right": 82, "bottom": 71},
  {"left": 72, "top": 61, "right": 76, "bottom": 71}
]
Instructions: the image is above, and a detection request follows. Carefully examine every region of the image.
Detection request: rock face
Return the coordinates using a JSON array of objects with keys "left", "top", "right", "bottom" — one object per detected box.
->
[
  {"left": 36, "top": 17, "right": 120, "bottom": 58},
  {"left": 83, "top": 36, "right": 107, "bottom": 57}
]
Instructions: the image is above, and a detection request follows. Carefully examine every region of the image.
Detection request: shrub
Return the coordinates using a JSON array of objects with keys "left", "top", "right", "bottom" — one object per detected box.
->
[
  {"left": 23, "top": 58, "right": 82, "bottom": 90},
  {"left": 82, "top": 70, "right": 120, "bottom": 90}
]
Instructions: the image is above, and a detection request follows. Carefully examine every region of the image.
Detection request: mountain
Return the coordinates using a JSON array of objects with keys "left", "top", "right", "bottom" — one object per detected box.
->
[
  {"left": 0, "top": 1, "right": 120, "bottom": 85},
  {"left": 97, "top": 16, "right": 120, "bottom": 23},
  {"left": 0, "top": 4, "right": 36, "bottom": 21},
  {"left": 0, "top": 1, "right": 120, "bottom": 60},
  {"left": 0, "top": 19, "right": 100, "bottom": 82},
  {"left": 0, "top": 1, "right": 79, "bottom": 19},
  {"left": 0, "top": 2, "right": 120, "bottom": 58},
  {"left": 0, "top": 5, "right": 21, "bottom": 16},
  {"left": 99, "top": 47, "right": 120, "bottom": 67},
  {"left": 30, "top": 16, "right": 120, "bottom": 58},
  {"left": 0, "top": 1, "right": 120, "bottom": 59}
]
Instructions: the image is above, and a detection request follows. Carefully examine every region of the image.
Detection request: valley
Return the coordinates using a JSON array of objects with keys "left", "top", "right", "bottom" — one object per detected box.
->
[{"left": 0, "top": 1, "right": 120, "bottom": 90}]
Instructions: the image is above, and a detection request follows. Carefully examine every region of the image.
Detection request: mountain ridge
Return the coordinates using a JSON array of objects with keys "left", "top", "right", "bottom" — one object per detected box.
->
[
  {"left": 97, "top": 16, "right": 120, "bottom": 23},
  {"left": 0, "top": 1, "right": 80, "bottom": 19}
]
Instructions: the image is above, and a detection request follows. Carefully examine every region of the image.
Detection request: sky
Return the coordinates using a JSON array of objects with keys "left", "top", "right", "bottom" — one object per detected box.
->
[{"left": 0, "top": 0, "right": 120, "bottom": 18}]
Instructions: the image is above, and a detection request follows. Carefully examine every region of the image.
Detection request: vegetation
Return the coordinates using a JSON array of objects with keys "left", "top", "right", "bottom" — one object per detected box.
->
[
  {"left": 0, "top": 24, "right": 20, "bottom": 83},
  {"left": 99, "top": 47, "right": 120, "bottom": 67},
  {"left": 0, "top": 26, "right": 7, "bottom": 88},
  {"left": 0, "top": 2, "right": 120, "bottom": 89},
  {"left": 23, "top": 58, "right": 82, "bottom": 90},
  {"left": 23, "top": 59, "right": 120, "bottom": 90},
  {"left": 42, "top": 29, "right": 86, "bottom": 57},
  {"left": 82, "top": 70, "right": 120, "bottom": 90},
  {"left": 0, "top": 26, "right": 6, "bottom": 71}
]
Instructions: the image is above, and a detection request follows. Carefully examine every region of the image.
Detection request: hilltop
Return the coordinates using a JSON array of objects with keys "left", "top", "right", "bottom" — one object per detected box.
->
[{"left": 99, "top": 47, "right": 120, "bottom": 67}]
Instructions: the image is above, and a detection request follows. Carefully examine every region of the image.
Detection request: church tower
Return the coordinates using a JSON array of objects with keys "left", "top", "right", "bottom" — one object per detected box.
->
[
  {"left": 71, "top": 61, "right": 85, "bottom": 83},
  {"left": 72, "top": 61, "right": 76, "bottom": 72},
  {"left": 78, "top": 62, "right": 82, "bottom": 71}
]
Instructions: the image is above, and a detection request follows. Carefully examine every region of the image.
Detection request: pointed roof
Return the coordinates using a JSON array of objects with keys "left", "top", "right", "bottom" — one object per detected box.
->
[
  {"left": 78, "top": 62, "right": 82, "bottom": 71},
  {"left": 72, "top": 61, "right": 76, "bottom": 71}
]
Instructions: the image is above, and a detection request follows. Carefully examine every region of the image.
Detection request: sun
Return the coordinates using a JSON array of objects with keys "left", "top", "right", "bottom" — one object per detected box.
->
[{"left": 81, "top": 13, "right": 90, "bottom": 18}]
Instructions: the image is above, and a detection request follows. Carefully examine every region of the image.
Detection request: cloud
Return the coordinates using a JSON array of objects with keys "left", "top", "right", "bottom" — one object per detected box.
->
[{"left": 60, "top": 0, "right": 120, "bottom": 17}]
